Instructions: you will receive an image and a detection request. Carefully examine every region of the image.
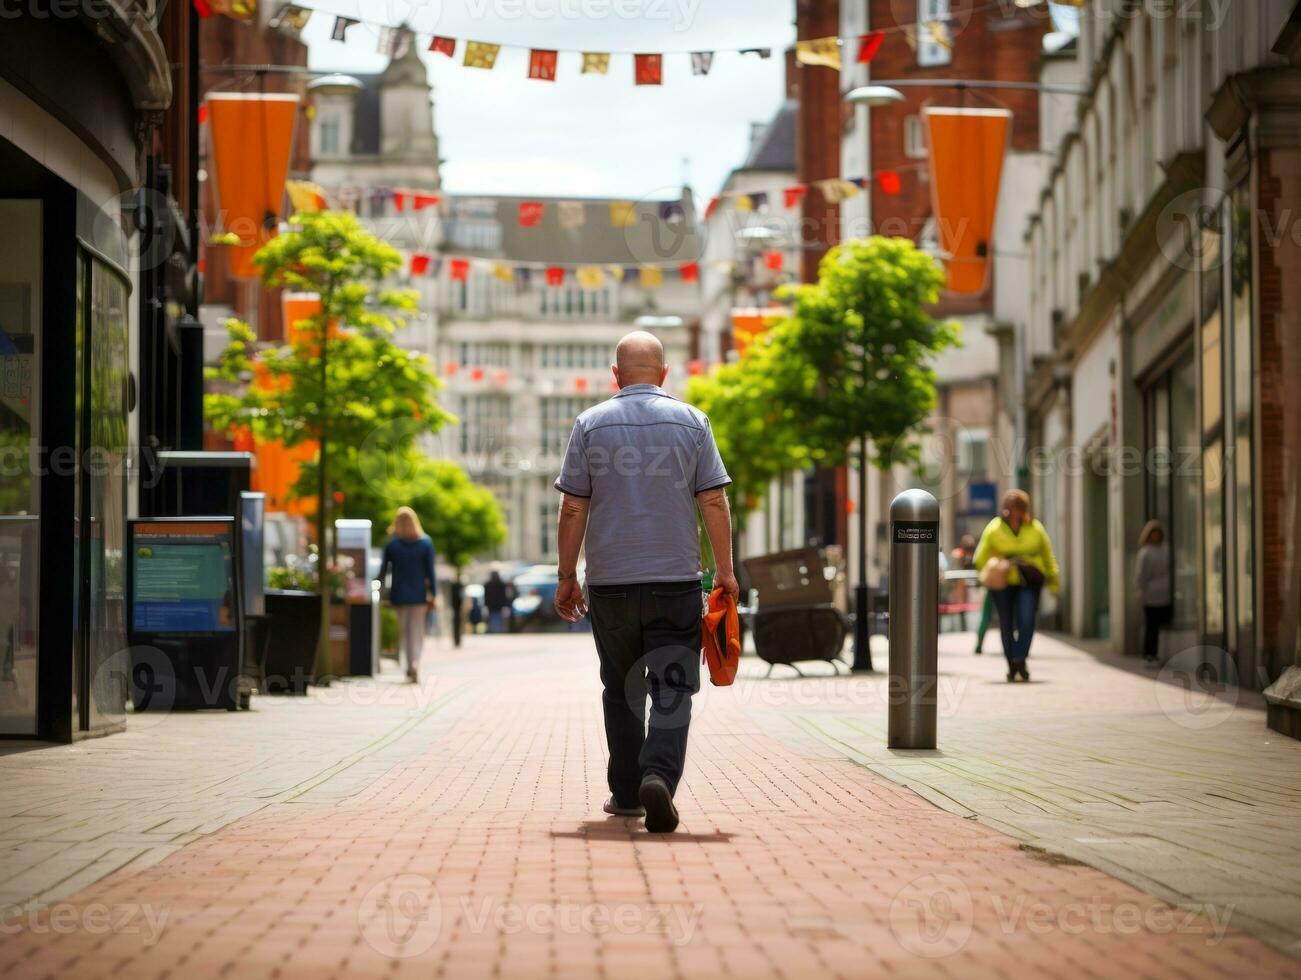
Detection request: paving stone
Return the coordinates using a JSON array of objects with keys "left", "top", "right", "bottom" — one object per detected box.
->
[{"left": 0, "top": 634, "right": 1297, "bottom": 977}]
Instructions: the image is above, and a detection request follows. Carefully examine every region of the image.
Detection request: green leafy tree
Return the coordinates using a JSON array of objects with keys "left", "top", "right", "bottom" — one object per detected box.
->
[
  {"left": 205, "top": 210, "right": 453, "bottom": 681},
  {"left": 770, "top": 236, "right": 960, "bottom": 469},
  {"left": 684, "top": 342, "right": 807, "bottom": 528}
]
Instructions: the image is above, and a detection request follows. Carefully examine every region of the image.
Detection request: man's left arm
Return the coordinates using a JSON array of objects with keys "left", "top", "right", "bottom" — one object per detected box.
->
[{"left": 555, "top": 494, "right": 590, "bottom": 622}]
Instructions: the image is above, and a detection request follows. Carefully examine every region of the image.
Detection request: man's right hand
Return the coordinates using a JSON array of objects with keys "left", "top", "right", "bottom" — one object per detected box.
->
[{"left": 713, "top": 569, "right": 740, "bottom": 601}]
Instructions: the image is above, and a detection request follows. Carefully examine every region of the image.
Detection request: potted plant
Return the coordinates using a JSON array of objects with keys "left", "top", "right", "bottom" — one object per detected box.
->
[{"left": 261, "top": 553, "right": 323, "bottom": 694}]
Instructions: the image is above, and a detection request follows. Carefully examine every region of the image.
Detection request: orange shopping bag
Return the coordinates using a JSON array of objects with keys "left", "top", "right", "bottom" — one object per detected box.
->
[{"left": 702, "top": 586, "right": 741, "bottom": 687}]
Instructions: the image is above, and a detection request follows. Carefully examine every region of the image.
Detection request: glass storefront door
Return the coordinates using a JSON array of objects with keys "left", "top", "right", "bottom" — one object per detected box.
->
[
  {"left": 0, "top": 200, "right": 41, "bottom": 735},
  {"left": 1144, "top": 344, "right": 1199, "bottom": 648}
]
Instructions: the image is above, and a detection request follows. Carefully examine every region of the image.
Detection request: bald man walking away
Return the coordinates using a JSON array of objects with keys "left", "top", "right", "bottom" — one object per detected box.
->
[{"left": 553, "top": 332, "right": 738, "bottom": 833}]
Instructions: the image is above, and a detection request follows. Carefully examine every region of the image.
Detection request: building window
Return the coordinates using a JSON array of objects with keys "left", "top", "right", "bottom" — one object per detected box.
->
[
  {"left": 458, "top": 394, "right": 511, "bottom": 458},
  {"left": 539, "top": 500, "right": 556, "bottom": 557},
  {"left": 540, "top": 397, "right": 598, "bottom": 457},
  {"left": 957, "top": 429, "right": 989, "bottom": 479},
  {"left": 917, "top": 0, "right": 953, "bottom": 67},
  {"left": 904, "top": 115, "right": 927, "bottom": 159},
  {"left": 319, "top": 115, "right": 340, "bottom": 156},
  {"left": 453, "top": 342, "right": 510, "bottom": 368}
]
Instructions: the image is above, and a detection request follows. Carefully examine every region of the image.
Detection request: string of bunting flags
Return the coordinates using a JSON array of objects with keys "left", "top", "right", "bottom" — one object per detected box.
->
[
  {"left": 279, "top": 159, "right": 913, "bottom": 282},
  {"left": 246, "top": 0, "right": 1058, "bottom": 83}
]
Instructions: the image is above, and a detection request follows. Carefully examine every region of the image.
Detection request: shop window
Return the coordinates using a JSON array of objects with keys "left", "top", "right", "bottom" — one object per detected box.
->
[
  {"left": 0, "top": 200, "right": 41, "bottom": 735},
  {"left": 1229, "top": 185, "right": 1254, "bottom": 652},
  {"left": 1144, "top": 345, "right": 1198, "bottom": 636},
  {"left": 1199, "top": 209, "right": 1225, "bottom": 642}
]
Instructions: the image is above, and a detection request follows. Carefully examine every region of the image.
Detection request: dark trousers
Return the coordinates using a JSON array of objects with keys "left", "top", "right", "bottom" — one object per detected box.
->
[
  {"left": 990, "top": 585, "right": 1041, "bottom": 665},
  {"left": 587, "top": 580, "right": 702, "bottom": 806},
  {"left": 1143, "top": 604, "right": 1172, "bottom": 661}
]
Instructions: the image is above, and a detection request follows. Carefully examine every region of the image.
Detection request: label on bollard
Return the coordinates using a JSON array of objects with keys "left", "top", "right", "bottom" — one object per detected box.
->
[{"left": 892, "top": 521, "right": 937, "bottom": 544}]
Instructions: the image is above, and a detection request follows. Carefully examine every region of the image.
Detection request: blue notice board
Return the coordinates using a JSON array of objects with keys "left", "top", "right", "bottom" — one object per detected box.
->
[{"left": 130, "top": 520, "right": 237, "bottom": 633}]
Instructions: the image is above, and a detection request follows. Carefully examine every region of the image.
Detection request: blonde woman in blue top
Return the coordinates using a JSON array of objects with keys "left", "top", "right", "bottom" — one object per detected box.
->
[{"left": 380, "top": 507, "right": 437, "bottom": 683}]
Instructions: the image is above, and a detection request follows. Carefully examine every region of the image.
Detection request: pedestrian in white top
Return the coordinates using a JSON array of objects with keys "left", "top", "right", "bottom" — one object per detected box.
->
[{"left": 1134, "top": 520, "right": 1172, "bottom": 667}]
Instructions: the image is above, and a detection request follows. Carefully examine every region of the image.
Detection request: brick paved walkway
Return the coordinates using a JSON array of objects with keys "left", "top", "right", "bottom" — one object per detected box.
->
[{"left": 1, "top": 634, "right": 1298, "bottom": 978}]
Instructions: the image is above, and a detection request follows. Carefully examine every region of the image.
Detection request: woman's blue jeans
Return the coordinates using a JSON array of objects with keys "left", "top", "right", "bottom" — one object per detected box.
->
[{"left": 990, "top": 585, "right": 1041, "bottom": 665}]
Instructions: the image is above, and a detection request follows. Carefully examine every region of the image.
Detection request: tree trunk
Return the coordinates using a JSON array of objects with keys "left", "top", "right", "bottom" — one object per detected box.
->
[{"left": 313, "top": 317, "right": 332, "bottom": 686}]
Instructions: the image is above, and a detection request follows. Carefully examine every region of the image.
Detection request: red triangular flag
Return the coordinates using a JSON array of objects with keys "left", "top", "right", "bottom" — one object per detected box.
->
[
  {"left": 198, "top": 102, "right": 209, "bottom": 124},
  {"left": 193, "top": 0, "right": 212, "bottom": 17},
  {"left": 857, "top": 32, "right": 884, "bottom": 64},
  {"left": 519, "top": 201, "right": 545, "bottom": 227},
  {"left": 546, "top": 266, "right": 566, "bottom": 286},
  {"left": 877, "top": 170, "right": 902, "bottom": 195},
  {"left": 763, "top": 250, "right": 784, "bottom": 271},
  {"left": 429, "top": 37, "right": 456, "bottom": 58},
  {"left": 783, "top": 185, "right": 808, "bottom": 209},
  {"left": 413, "top": 193, "right": 441, "bottom": 211},
  {"left": 410, "top": 253, "right": 432, "bottom": 276},
  {"left": 634, "top": 53, "right": 663, "bottom": 86},
  {"left": 704, "top": 196, "right": 721, "bottom": 220},
  {"left": 393, "top": 191, "right": 407, "bottom": 213},
  {"left": 679, "top": 261, "right": 700, "bottom": 283},
  {"left": 450, "top": 258, "right": 470, "bottom": 282},
  {"left": 528, "top": 49, "right": 558, "bottom": 81}
]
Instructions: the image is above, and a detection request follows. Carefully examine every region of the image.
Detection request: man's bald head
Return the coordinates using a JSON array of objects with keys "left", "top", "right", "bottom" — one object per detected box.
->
[{"left": 613, "top": 331, "right": 668, "bottom": 388}]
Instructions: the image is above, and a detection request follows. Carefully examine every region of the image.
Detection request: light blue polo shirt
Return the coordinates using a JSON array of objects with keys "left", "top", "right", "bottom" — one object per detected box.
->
[{"left": 554, "top": 384, "right": 731, "bottom": 586}]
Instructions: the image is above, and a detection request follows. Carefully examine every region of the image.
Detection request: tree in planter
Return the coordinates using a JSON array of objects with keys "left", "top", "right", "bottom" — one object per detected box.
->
[
  {"left": 770, "top": 236, "right": 960, "bottom": 668},
  {"left": 206, "top": 210, "right": 454, "bottom": 682}
]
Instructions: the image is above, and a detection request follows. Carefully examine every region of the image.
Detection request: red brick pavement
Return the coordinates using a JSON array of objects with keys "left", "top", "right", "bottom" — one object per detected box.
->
[{"left": 0, "top": 636, "right": 1295, "bottom": 979}]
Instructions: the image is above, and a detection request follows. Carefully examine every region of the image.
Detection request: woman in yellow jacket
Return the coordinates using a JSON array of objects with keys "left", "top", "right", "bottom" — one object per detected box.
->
[{"left": 973, "top": 490, "right": 1060, "bottom": 681}]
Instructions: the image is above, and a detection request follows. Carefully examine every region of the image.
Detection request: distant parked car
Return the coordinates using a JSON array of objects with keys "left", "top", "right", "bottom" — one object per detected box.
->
[{"left": 510, "top": 565, "right": 562, "bottom": 629}]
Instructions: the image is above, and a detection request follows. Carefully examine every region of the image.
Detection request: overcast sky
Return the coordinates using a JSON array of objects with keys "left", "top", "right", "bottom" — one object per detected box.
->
[
  {"left": 301, "top": 0, "right": 796, "bottom": 201},
  {"left": 300, "top": 1, "right": 1079, "bottom": 202}
]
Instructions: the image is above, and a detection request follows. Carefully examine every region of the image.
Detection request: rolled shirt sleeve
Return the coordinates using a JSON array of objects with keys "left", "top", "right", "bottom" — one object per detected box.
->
[
  {"left": 693, "top": 417, "right": 731, "bottom": 494},
  {"left": 554, "top": 420, "right": 592, "bottom": 498}
]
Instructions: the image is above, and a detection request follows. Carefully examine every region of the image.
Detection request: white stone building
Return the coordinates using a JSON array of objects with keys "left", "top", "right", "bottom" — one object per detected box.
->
[
  {"left": 1021, "top": 0, "right": 1301, "bottom": 700},
  {"left": 306, "top": 44, "right": 702, "bottom": 564}
]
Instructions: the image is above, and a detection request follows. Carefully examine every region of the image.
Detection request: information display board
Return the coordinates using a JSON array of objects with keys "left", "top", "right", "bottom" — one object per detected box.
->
[{"left": 130, "top": 520, "right": 237, "bottom": 634}]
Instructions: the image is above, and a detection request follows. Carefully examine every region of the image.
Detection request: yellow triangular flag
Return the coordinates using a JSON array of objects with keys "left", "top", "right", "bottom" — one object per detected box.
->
[
  {"left": 576, "top": 265, "right": 605, "bottom": 289},
  {"left": 795, "top": 36, "right": 842, "bottom": 70},
  {"left": 640, "top": 266, "right": 663, "bottom": 288},
  {"left": 464, "top": 41, "right": 501, "bottom": 69},
  {"left": 606, "top": 264, "right": 625, "bottom": 282},
  {"left": 814, "top": 178, "right": 859, "bottom": 203},
  {"left": 734, "top": 194, "right": 754, "bottom": 214},
  {"left": 928, "top": 21, "right": 952, "bottom": 51},
  {"left": 492, "top": 262, "right": 514, "bottom": 282},
  {"left": 286, "top": 179, "right": 327, "bottom": 213},
  {"left": 581, "top": 52, "right": 610, "bottom": 75},
  {"left": 609, "top": 200, "right": 636, "bottom": 228}
]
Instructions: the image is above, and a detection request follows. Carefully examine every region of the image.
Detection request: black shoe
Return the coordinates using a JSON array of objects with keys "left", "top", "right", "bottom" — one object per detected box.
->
[
  {"left": 974, "top": 647, "right": 983, "bottom": 656},
  {"left": 638, "top": 774, "right": 679, "bottom": 833},
  {"left": 1017, "top": 664, "right": 1030, "bottom": 682},
  {"left": 1006, "top": 668, "right": 1017, "bottom": 682},
  {"left": 603, "top": 796, "right": 645, "bottom": 818}
]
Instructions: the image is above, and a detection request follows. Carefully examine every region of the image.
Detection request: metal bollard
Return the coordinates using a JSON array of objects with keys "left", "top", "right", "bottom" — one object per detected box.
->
[{"left": 887, "top": 489, "right": 939, "bottom": 749}]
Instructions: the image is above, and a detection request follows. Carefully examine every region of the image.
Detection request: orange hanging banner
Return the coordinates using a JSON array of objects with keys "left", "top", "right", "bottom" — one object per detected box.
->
[
  {"left": 923, "top": 107, "right": 1010, "bottom": 295},
  {"left": 207, "top": 93, "right": 301, "bottom": 279}
]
